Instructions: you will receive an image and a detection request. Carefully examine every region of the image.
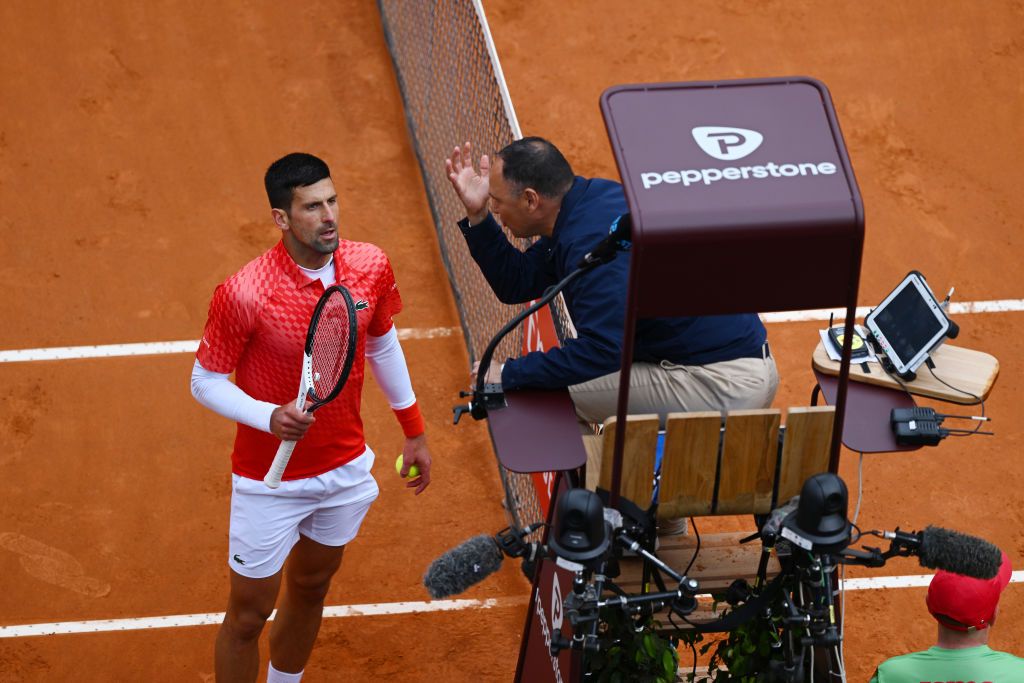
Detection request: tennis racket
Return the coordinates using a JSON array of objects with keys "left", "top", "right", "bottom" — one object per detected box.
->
[{"left": 264, "top": 284, "right": 358, "bottom": 488}]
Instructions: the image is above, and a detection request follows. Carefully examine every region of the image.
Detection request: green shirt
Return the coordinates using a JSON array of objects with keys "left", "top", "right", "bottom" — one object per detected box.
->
[{"left": 869, "top": 645, "right": 1024, "bottom": 682}]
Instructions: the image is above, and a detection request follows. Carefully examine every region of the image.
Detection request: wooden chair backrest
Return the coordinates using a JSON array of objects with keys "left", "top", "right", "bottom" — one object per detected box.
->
[{"left": 594, "top": 407, "right": 835, "bottom": 520}]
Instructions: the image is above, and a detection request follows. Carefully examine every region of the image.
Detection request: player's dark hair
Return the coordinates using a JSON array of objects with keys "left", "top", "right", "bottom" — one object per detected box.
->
[
  {"left": 496, "top": 137, "right": 574, "bottom": 198},
  {"left": 264, "top": 153, "right": 331, "bottom": 213}
]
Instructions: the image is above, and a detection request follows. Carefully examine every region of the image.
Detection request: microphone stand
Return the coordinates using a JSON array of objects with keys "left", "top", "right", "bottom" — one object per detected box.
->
[{"left": 832, "top": 528, "right": 921, "bottom": 569}]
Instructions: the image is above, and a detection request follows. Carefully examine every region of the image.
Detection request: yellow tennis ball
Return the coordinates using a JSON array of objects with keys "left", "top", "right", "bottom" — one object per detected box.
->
[{"left": 395, "top": 453, "right": 419, "bottom": 478}]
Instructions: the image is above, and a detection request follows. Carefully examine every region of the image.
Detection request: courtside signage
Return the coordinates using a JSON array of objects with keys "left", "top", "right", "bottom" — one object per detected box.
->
[{"left": 640, "top": 125, "right": 837, "bottom": 190}]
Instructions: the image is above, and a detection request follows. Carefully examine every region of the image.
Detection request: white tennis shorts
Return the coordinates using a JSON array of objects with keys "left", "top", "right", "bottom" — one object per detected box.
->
[{"left": 228, "top": 448, "right": 379, "bottom": 579}]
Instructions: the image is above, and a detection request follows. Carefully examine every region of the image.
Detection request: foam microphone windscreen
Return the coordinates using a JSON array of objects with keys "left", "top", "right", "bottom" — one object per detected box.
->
[
  {"left": 423, "top": 535, "right": 504, "bottom": 599},
  {"left": 919, "top": 526, "right": 1003, "bottom": 579}
]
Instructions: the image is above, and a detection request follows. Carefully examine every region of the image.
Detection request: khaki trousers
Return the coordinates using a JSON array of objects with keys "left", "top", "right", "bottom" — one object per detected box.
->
[{"left": 570, "top": 352, "right": 779, "bottom": 426}]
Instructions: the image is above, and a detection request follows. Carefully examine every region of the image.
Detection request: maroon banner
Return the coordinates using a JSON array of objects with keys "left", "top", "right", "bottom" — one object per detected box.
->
[{"left": 515, "top": 473, "right": 582, "bottom": 683}]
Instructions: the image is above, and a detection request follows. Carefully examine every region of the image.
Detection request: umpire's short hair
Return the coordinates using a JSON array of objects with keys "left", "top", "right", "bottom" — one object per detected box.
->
[
  {"left": 264, "top": 153, "right": 331, "bottom": 212},
  {"left": 496, "top": 137, "right": 574, "bottom": 198}
]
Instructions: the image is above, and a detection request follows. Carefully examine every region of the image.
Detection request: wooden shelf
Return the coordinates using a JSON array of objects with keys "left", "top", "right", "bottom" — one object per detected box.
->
[{"left": 812, "top": 341, "right": 998, "bottom": 404}]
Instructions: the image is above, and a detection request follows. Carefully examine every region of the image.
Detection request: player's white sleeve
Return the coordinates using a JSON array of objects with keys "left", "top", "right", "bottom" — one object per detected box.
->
[
  {"left": 190, "top": 359, "right": 277, "bottom": 433},
  {"left": 365, "top": 325, "right": 416, "bottom": 409}
]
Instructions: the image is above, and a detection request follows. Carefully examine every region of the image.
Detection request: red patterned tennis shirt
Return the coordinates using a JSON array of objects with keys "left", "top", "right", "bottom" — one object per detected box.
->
[{"left": 197, "top": 240, "right": 402, "bottom": 480}]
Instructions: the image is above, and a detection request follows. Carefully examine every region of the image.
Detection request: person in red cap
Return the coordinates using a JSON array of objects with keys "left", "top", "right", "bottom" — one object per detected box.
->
[{"left": 870, "top": 551, "right": 1022, "bottom": 681}]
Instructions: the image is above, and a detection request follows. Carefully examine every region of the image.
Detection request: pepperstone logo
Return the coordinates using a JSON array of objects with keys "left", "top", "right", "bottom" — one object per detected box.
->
[
  {"left": 551, "top": 575, "right": 564, "bottom": 631},
  {"left": 640, "top": 159, "right": 838, "bottom": 190},
  {"left": 638, "top": 123, "right": 840, "bottom": 190},
  {"left": 692, "top": 126, "right": 763, "bottom": 160}
]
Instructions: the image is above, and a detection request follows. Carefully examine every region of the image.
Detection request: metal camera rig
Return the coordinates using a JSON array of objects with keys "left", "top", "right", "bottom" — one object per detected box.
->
[{"left": 521, "top": 473, "right": 1002, "bottom": 682}]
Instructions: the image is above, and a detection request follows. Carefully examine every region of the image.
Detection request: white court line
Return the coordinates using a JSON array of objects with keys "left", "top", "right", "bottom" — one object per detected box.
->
[
  {"left": 844, "top": 570, "right": 1024, "bottom": 591},
  {"left": 760, "top": 298, "right": 1024, "bottom": 323},
  {"left": 0, "top": 327, "right": 458, "bottom": 363},
  {"left": 4, "top": 572, "right": 1022, "bottom": 639},
  {"left": 0, "top": 596, "right": 527, "bottom": 639},
  {"left": 1, "top": 299, "right": 1021, "bottom": 364}
]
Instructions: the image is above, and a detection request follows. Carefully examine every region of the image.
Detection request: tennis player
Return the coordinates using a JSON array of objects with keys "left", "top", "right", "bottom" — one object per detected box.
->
[{"left": 191, "top": 152, "right": 432, "bottom": 683}]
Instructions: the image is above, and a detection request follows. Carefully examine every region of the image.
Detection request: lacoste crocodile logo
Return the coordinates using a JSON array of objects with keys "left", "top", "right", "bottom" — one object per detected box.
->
[
  {"left": 232, "top": 554, "right": 246, "bottom": 566},
  {"left": 355, "top": 300, "right": 369, "bottom": 311}
]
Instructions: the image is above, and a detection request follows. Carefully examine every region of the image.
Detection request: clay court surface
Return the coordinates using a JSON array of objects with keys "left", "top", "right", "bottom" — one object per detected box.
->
[{"left": 1, "top": 1, "right": 1022, "bottom": 680}]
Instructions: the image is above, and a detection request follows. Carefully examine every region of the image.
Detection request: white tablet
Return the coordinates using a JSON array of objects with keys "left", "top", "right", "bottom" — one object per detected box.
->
[{"left": 864, "top": 271, "right": 951, "bottom": 376}]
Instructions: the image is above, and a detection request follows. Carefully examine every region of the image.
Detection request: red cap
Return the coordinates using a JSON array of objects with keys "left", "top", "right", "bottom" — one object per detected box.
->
[{"left": 926, "top": 551, "right": 1013, "bottom": 632}]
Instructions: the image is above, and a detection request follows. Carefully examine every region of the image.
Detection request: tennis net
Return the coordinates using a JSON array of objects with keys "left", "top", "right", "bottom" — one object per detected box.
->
[{"left": 379, "top": 0, "right": 575, "bottom": 537}]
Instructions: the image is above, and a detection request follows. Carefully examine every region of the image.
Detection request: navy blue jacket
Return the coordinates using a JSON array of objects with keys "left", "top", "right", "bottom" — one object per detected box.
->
[{"left": 459, "top": 177, "right": 767, "bottom": 390}]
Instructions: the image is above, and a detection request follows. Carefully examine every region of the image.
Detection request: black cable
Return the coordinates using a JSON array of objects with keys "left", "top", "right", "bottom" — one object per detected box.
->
[
  {"left": 925, "top": 363, "right": 987, "bottom": 435},
  {"left": 945, "top": 427, "right": 995, "bottom": 437},
  {"left": 925, "top": 362, "right": 982, "bottom": 402},
  {"left": 661, "top": 525, "right": 707, "bottom": 675},
  {"left": 890, "top": 372, "right": 917, "bottom": 402},
  {"left": 889, "top": 357, "right": 990, "bottom": 441},
  {"left": 683, "top": 516, "right": 701, "bottom": 578},
  {"left": 666, "top": 609, "right": 699, "bottom": 678}
]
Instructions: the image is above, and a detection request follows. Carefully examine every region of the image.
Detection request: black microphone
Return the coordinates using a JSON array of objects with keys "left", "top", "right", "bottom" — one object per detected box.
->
[
  {"left": 580, "top": 213, "right": 632, "bottom": 267},
  {"left": 886, "top": 526, "right": 1002, "bottom": 579},
  {"left": 423, "top": 535, "right": 505, "bottom": 599}
]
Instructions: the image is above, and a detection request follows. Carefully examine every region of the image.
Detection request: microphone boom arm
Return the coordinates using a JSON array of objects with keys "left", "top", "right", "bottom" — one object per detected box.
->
[{"left": 453, "top": 246, "right": 614, "bottom": 423}]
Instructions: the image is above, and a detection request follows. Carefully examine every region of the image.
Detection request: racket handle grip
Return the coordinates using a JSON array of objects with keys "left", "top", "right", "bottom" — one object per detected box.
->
[{"left": 264, "top": 440, "right": 298, "bottom": 489}]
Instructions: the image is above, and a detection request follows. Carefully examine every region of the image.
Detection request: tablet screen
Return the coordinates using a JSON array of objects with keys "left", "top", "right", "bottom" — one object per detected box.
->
[{"left": 871, "top": 283, "right": 944, "bottom": 367}]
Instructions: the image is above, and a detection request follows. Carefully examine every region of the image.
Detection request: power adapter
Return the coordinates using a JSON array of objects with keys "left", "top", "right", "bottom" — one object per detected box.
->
[
  {"left": 890, "top": 407, "right": 946, "bottom": 446},
  {"left": 891, "top": 407, "right": 990, "bottom": 427},
  {"left": 892, "top": 419, "right": 945, "bottom": 446},
  {"left": 891, "top": 407, "right": 941, "bottom": 424}
]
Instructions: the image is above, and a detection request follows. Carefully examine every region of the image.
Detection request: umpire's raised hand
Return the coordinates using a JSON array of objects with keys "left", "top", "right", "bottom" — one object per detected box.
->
[{"left": 445, "top": 141, "right": 490, "bottom": 224}]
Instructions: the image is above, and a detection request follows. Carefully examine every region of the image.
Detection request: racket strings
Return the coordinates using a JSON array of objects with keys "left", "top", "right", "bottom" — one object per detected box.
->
[{"left": 309, "top": 296, "right": 353, "bottom": 401}]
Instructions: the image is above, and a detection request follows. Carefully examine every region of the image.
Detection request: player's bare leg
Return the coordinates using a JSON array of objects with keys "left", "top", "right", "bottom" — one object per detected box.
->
[
  {"left": 216, "top": 570, "right": 283, "bottom": 682},
  {"left": 268, "top": 535, "right": 346, "bottom": 674}
]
